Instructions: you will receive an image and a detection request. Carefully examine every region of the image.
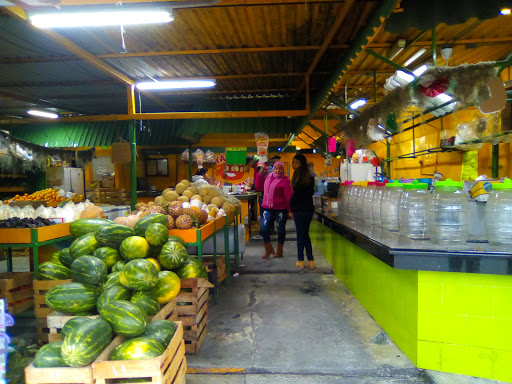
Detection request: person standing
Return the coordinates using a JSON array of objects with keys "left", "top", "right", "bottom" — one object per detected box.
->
[
  {"left": 252, "top": 162, "right": 268, "bottom": 240},
  {"left": 260, "top": 161, "right": 292, "bottom": 259},
  {"left": 192, "top": 168, "right": 210, "bottom": 186},
  {"left": 290, "top": 154, "right": 315, "bottom": 269}
]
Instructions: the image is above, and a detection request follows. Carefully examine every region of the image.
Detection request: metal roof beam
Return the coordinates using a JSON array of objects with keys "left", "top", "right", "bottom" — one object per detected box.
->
[{"left": 295, "top": 0, "right": 355, "bottom": 95}]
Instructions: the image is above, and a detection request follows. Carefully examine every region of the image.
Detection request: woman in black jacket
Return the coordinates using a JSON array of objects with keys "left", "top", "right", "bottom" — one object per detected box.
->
[{"left": 289, "top": 154, "right": 315, "bottom": 269}]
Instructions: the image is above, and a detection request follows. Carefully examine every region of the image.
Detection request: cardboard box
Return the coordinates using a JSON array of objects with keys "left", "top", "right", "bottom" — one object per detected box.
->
[
  {"left": 8, "top": 200, "right": 46, "bottom": 208},
  {"left": 101, "top": 176, "right": 114, "bottom": 188}
]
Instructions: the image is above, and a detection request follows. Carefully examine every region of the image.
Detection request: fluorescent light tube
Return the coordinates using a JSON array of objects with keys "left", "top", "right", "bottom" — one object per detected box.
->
[
  {"left": 500, "top": 8, "right": 511, "bottom": 15},
  {"left": 404, "top": 48, "right": 427, "bottom": 67},
  {"left": 349, "top": 99, "right": 367, "bottom": 109},
  {"left": 27, "top": 110, "right": 58, "bottom": 119},
  {"left": 30, "top": 10, "right": 173, "bottom": 28},
  {"left": 413, "top": 64, "right": 428, "bottom": 77},
  {"left": 136, "top": 80, "right": 216, "bottom": 90}
]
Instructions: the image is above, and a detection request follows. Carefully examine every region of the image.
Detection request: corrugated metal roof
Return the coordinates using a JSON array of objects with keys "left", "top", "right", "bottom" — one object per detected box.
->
[{"left": 8, "top": 117, "right": 298, "bottom": 146}]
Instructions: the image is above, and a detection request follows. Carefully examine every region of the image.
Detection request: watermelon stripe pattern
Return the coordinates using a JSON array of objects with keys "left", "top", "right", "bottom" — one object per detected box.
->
[
  {"left": 70, "top": 256, "right": 108, "bottom": 286},
  {"left": 119, "top": 259, "right": 158, "bottom": 291},
  {"left": 69, "top": 232, "right": 101, "bottom": 260},
  {"left": 61, "top": 318, "right": 112, "bottom": 367},
  {"left": 134, "top": 213, "right": 169, "bottom": 237},
  {"left": 100, "top": 300, "right": 147, "bottom": 337},
  {"left": 45, "top": 283, "right": 100, "bottom": 313},
  {"left": 70, "top": 218, "right": 112, "bottom": 238},
  {"left": 95, "top": 224, "right": 135, "bottom": 249},
  {"left": 110, "top": 337, "right": 165, "bottom": 361},
  {"left": 33, "top": 341, "right": 67, "bottom": 368},
  {"left": 130, "top": 291, "right": 160, "bottom": 317},
  {"left": 37, "top": 261, "right": 71, "bottom": 280}
]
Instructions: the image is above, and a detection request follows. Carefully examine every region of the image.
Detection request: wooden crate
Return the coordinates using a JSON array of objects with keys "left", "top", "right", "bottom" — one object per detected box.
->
[
  {"left": 0, "top": 272, "right": 34, "bottom": 315},
  {"left": 201, "top": 255, "right": 227, "bottom": 283},
  {"left": 25, "top": 350, "right": 94, "bottom": 384},
  {"left": 93, "top": 322, "right": 186, "bottom": 384},
  {"left": 36, "top": 318, "right": 49, "bottom": 344},
  {"left": 175, "top": 278, "right": 212, "bottom": 354},
  {"left": 33, "top": 279, "right": 72, "bottom": 319}
]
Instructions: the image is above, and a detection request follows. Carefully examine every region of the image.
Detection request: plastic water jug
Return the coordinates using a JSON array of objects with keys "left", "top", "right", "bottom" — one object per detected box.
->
[
  {"left": 399, "top": 180, "right": 430, "bottom": 239},
  {"left": 347, "top": 181, "right": 361, "bottom": 223},
  {"left": 355, "top": 182, "right": 368, "bottom": 222},
  {"left": 380, "top": 180, "right": 403, "bottom": 231},
  {"left": 486, "top": 179, "right": 512, "bottom": 245},
  {"left": 371, "top": 181, "right": 387, "bottom": 227},
  {"left": 337, "top": 181, "right": 353, "bottom": 219},
  {"left": 363, "top": 182, "right": 377, "bottom": 223},
  {"left": 429, "top": 179, "right": 469, "bottom": 244}
]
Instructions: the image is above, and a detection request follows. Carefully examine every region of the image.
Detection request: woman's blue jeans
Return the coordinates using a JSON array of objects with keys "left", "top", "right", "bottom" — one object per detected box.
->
[
  {"left": 260, "top": 209, "right": 288, "bottom": 243},
  {"left": 293, "top": 211, "right": 314, "bottom": 261}
]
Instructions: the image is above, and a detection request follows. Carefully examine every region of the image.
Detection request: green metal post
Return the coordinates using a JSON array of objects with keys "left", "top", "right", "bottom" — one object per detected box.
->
[
  {"left": 188, "top": 144, "right": 193, "bottom": 182},
  {"left": 224, "top": 221, "right": 230, "bottom": 286},
  {"left": 130, "top": 121, "right": 137, "bottom": 211},
  {"left": 386, "top": 140, "right": 391, "bottom": 179},
  {"left": 492, "top": 144, "right": 499, "bottom": 178},
  {"left": 432, "top": 28, "right": 437, "bottom": 67},
  {"left": 31, "top": 229, "right": 39, "bottom": 275},
  {"left": 212, "top": 226, "right": 219, "bottom": 304},
  {"left": 233, "top": 206, "right": 239, "bottom": 267}
]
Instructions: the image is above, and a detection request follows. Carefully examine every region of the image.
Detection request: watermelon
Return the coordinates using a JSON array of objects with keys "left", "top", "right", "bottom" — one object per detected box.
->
[
  {"left": 93, "top": 247, "right": 121, "bottom": 269},
  {"left": 100, "top": 300, "right": 146, "bottom": 337},
  {"left": 119, "top": 236, "right": 150, "bottom": 261},
  {"left": 69, "top": 233, "right": 101, "bottom": 260},
  {"left": 37, "top": 261, "right": 71, "bottom": 280},
  {"left": 158, "top": 241, "right": 188, "bottom": 270},
  {"left": 167, "top": 235, "right": 185, "bottom": 246},
  {"left": 45, "top": 282, "right": 100, "bottom": 313},
  {"left": 149, "top": 245, "right": 163, "bottom": 258},
  {"left": 33, "top": 341, "right": 67, "bottom": 368},
  {"left": 119, "top": 259, "right": 158, "bottom": 291},
  {"left": 70, "top": 218, "right": 112, "bottom": 238},
  {"left": 61, "top": 317, "right": 90, "bottom": 340},
  {"left": 58, "top": 248, "right": 74, "bottom": 268},
  {"left": 112, "top": 260, "right": 126, "bottom": 272},
  {"left": 151, "top": 271, "right": 181, "bottom": 305},
  {"left": 134, "top": 213, "right": 169, "bottom": 237},
  {"left": 61, "top": 318, "right": 112, "bottom": 367},
  {"left": 95, "top": 224, "right": 135, "bottom": 249},
  {"left": 145, "top": 223, "right": 168, "bottom": 246},
  {"left": 139, "top": 320, "right": 177, "bottom": 348},
  {"left": 102, "top": 272, "right": 123, "bottom": 290},
  {"left": 97, "top": 286, "right": 132, "bottom": 312},
  {"left": 146, "top": 257, "right": 161, "bottom": 271},
  {"left": 70, "top": 256, "right": 108, "bottom": 286},
  {"left": 176, "top": 258, "right": 208, "bottom": 279},
  {"left": 110, "top": 337, "right": 165, "bottom": 361},
  {"left": 130, "top": 291, "right": 160, "bottom": 317},
  {"left": 50, "top": 251, "right": 61, "bottom": 264}
]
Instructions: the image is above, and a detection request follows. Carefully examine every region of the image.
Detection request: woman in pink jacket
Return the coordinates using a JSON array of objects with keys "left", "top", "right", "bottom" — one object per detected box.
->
[{"left": 260, "top": 161, "right": 293, "bottom": 258}]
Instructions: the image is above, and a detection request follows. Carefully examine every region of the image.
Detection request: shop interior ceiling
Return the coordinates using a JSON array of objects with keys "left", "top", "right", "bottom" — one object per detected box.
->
[{"left": 0, "top": 0, "right": 510, "bottom": 148}]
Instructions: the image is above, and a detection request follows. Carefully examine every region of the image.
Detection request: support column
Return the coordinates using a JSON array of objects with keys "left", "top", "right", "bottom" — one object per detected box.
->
[{"left": 130, "top": 120, "right": 137, "bottom": 211}]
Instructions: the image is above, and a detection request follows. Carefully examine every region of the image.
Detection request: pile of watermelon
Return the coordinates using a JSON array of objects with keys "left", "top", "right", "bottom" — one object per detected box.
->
[{"left": 33, "top": 213, "right": 208, "bottom": 368}]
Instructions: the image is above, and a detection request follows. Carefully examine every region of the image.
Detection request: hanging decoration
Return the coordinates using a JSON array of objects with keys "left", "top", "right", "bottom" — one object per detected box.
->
[
  {"left": 335, "top": 62, "right": 499, "bottom": 148},
  {"left": 0, "top": 130, "right": 95, "bottom": 173}
]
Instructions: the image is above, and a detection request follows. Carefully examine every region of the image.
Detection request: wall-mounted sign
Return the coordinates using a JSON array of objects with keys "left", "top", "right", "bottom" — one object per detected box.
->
[{"left": 225, "top": 147, "right": 247, "bottom": 165}]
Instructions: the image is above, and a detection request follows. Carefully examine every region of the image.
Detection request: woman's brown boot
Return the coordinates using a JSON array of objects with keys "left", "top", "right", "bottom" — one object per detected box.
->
[
  {"left": 296, "top": 261, "right": 305, "bottom": 269},
  {"left": 308, "top": 260, "right": 315, "bottom": 269},
  {"left": 262, "top": 242, "right": 274, "bottom": 259},
  {"left": 274, "top": 243, "right": 284, "bottom": 258}
]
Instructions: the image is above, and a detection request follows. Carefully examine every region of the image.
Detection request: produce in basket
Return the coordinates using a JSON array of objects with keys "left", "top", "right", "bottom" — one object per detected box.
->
[
  {"left": 33, "top": 341, "right": 67, "bottom": 368},
  {"left": 61, "top": 318, "right": 112, "bottom": 367},
  {"left": 110, "top": 337, "right": 165, "bottom": 361}
]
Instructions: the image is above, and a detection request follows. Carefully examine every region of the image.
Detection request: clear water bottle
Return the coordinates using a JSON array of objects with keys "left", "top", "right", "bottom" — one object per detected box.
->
[
  {"left": 429, "top": 179, "right": 469, "bottom": 244},
  {"left": 486, "top": 179, "right": 512, "bottom": 245},
  {"left": 380, "top": 180, "right": 403, "bottom": 231},
  {"left": 356, "top": 182, "right": 368, "bottom": 222},
  {"left": 347, "top": 181, "right": 361, "bottom": 223},
  {"left": 337, "top": 181, "right": 353, "bottom": 220},
  {"left": 371, "top": 181, "right": 387, "bottom": 227},
  {"left": 363, "top": 182, "right": 376, "bottom": 223},
  {"left": 399, "top": 180, "right": 430, "bottom": 239}
]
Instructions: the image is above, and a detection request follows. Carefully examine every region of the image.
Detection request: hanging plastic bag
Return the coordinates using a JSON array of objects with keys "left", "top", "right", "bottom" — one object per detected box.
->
[
  {"left": 255, "top": 132, "right": 269, "bottom": 162},
  {"left": 181, "top": 148, "right": 190, "bottom": 162},
  {"left": 194, "top": 149, "right": 205, "bottom": 168},
  {"left": 205, "top": 150, "right": 216, "bottom": 163}
]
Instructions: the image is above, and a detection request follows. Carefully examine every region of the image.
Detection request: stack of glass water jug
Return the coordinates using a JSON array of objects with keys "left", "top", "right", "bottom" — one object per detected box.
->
[{"left": 336, "top": 177, "right": 512, "bottom": 244}]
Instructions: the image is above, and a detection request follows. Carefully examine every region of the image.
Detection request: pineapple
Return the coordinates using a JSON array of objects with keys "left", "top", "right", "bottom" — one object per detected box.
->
[
  {"left": 198, "top": 210, "right": 208, "bottom": 225},
  {"left": 176, "top": 214, "right": 193, "bottom": 230},
  {"left": 168, "top": 201, "right": 184, "bottom": 217},
  {"left": 182, "top": 208, "right": 200, "bottom": 228},
  {"left": 167, "top": 215, "right": 175, "bottom": 229}
]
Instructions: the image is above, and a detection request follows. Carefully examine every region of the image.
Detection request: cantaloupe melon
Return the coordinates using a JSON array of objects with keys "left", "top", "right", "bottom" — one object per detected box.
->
[
  {"left": 175, "top": 183, "right": 187, "bottom": 195},
  {"left": 177, "top": 196, "right": 189, "bottom": 203},
  {"left": 211, "top": 197, "right": 223, "bottom": 208},
  {"left": 164, "top": 190, "right": 179, "bottom": 202},
  {"left": 202, "top": 194, "right": 213, "bottom": 204},
  {"left": 182, "top": 190, "right": 194, "bottom": 199}
]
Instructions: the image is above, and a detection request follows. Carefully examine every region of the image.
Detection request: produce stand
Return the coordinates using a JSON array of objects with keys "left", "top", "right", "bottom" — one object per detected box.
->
[
  {"left": 0, "top": 223, "right": 73, "bottom": 274},
  {"left": 93, "top": 322, "right": 186, "bottom": 384},
  {"left": 168, "top": 207, "right": 238, "bottom": 303},
  {"left": 0, "top": 272, "right": 33, "bottom": 315}
]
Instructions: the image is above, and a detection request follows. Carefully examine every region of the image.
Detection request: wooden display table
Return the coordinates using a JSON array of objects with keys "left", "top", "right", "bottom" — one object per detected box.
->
[{"left": 0, "top": 223, "right": 72, "bottom": 274}]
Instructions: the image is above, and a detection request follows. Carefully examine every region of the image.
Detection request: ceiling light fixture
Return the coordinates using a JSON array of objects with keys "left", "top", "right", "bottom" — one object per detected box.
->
[
  {"left": 136, "top": 79, "right": 216, "bottom": 90},
  {"left": 349, "top": 99, "right": 367, "bottom": 109},
  {"left": 404, "top": 48, "right": 427, "bottom": 67},
  {"left": 29, "top": 9, "right": 173, "bottom": 28},
  {"left": 27, "top": 110, "right": 58, "bottom": 119},
  {"left": 500, "top": 8, "right": 511, "bottom": 15}
]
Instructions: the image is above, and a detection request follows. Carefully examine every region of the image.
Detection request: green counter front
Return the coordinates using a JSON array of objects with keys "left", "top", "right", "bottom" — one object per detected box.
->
[{"left": 310, "top": 215, "right": 512, "bottom": 382}]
